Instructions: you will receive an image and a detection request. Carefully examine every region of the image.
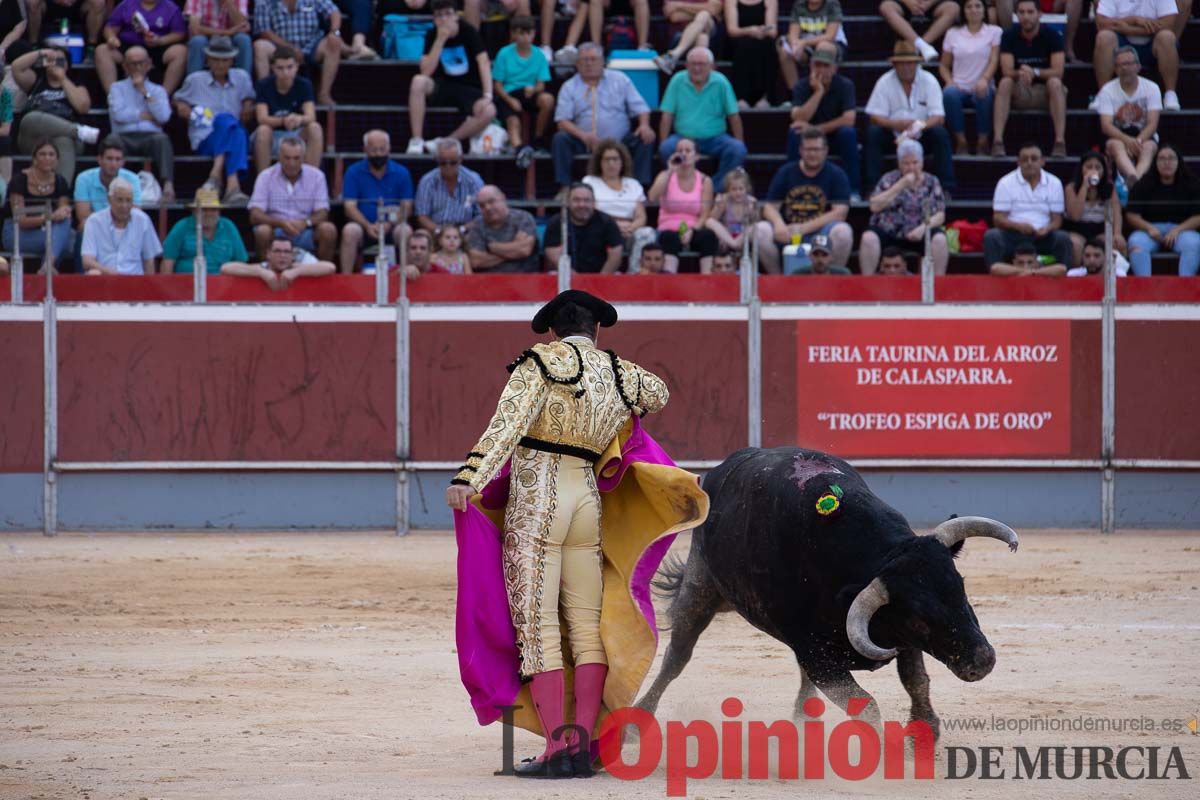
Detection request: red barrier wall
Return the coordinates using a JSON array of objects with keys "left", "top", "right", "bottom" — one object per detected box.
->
[
  {"left": 410, "top": 321, "right": 747, "bottom": 462},
  {"left": 0, "top": 323, "right": 43, "bottom": 473},
  {"left": 56, "top": 322, "right": 395, "bottom": 461},
  {"left": 1115, "top": 321, "right": 1200, "bottom": 460}
]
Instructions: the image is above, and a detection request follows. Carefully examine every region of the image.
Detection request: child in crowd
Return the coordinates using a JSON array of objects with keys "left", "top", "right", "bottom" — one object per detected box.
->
[
  {"left": 706, "top": 168, "right": 780, "bottom": 273},
  {"left": 430, "top": 225, "right": 472, "bottom": 274},
  {"left": 493, "top": 15, "right": 557, "bottom": 168}
]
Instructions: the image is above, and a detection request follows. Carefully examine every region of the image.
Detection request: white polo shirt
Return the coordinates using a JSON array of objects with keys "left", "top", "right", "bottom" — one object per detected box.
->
[
  {"left": 992, "top": 168, "right": 1065, "bottom": 230},
  {"left": 864, "top": 68, "right": 946, "bottom": 124}
]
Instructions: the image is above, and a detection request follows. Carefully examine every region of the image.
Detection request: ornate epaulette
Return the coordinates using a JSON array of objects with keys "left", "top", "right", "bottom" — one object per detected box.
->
[
  {"left": 607, "top": 350, "right": 642, "bottom": 415},
  {"left": 507, "top": 341, "right": 586, "bottom": 398}
]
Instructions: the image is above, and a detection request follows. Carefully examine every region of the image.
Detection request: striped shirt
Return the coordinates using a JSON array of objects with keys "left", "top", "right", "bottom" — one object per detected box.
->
[{"left": 414, "top": 165, "right": 484, "bottom": 227}]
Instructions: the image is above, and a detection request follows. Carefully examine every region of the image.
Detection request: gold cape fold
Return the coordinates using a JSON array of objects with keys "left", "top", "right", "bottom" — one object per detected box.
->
[{"left": 472, "top": 420, "right": 709, "bottom": 736}]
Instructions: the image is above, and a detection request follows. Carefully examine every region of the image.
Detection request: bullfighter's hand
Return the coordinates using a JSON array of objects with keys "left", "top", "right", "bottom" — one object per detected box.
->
[{"left": 446, "top": 485, "right": 475, "bottom": 512}]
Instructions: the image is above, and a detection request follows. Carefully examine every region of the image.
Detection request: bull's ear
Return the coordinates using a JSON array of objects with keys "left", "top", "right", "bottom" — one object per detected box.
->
[
  {"left": 949, "top": 540, "right": 965, "bottom": 559},
  {"left": 836, "top": 582, "right": 868, "bottom": 609}
]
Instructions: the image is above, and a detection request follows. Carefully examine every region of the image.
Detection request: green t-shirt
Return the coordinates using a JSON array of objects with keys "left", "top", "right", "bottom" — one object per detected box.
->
[
  {"left": 660, "top": 71, "right": 738, "bottom": 141},
  {"left": 492, "top": 43, "right": 550, "bottom": 94},
  {"left": 161, "top": 215, "right": 248, "bottom": 274},
  {"left": 791, "top": 264, "right": 852, "bottom": 275}
]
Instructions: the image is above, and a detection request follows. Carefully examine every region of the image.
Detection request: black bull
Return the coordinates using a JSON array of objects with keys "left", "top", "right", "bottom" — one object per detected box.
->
[{"left": 635, "top": 447, "right": 1019, "bottom": 737}]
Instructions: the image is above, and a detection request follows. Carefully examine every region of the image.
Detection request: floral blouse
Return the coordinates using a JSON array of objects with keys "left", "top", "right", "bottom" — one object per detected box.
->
[{"left": 868, "top": 170, "right": 945, "bottom": 238}]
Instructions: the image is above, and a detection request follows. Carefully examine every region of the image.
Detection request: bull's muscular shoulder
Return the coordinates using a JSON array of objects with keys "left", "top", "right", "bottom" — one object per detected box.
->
[{"left": 506, "top": 341, "right": 584, "bottom": 386}]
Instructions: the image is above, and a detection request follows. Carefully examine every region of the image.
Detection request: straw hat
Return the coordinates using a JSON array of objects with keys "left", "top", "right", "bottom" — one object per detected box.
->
[{"left": 889, "top": 41, "right": 923, "bottom": 63}]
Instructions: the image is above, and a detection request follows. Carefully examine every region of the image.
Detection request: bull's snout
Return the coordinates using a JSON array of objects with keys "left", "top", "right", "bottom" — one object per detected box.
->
[{"left": 956, "top": 643, "right": 996, "bottom": 682}]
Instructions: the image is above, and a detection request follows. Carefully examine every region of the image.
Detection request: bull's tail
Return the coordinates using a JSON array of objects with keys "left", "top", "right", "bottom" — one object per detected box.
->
[{"left": 651, "top": 552, "right": 688, "bottom": 610}]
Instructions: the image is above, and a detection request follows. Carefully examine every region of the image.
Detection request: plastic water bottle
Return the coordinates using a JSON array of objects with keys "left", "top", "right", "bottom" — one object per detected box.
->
[
  {"left": 60, "top": 18, "right": 69, "bottom": 36},
  {"left": 1115, "top": 175, "right": 1128, "bottom": 207}
]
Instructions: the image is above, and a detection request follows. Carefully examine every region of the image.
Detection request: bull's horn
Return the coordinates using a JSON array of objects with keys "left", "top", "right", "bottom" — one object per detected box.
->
[
  {"left": 845, "top": 578, "right": 898, "bottom": 661},
  {"left": 928, "top": 516, "right": 1020, "bottom": 552}
]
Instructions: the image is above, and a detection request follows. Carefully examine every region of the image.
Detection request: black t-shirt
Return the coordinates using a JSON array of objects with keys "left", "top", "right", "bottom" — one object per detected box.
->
[
  {"left": 543, "top": 210, "right": 625, "bottom": 273},
  {"left": 255, "top": 75, "right": 315, "bottom": 117},
  {"left": 1128, "top": 178, "right": 1200, "bottom": 224},
  {"left": 791, "top": 73, "right": 856, "bottom": 126},
  {"left": 1000, "top": 24, "right": 1063, "bottom": 71},
  {"left": 6, "top": 170, "right": 71, "bottom": 223},
  {"left": 766, "top": 161, "right": 851, "bottom": 225},
  {"left": 424, "top": 23, "right": 485, "bottom": 88},
  {"left": 23, "top": 73, "right": 76, "bottom": 121}
]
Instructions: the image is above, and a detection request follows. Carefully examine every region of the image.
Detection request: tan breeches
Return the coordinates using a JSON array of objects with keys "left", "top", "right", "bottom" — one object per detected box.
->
[{"left": 502, "top": 447, "right": 606, "bottom": 677}]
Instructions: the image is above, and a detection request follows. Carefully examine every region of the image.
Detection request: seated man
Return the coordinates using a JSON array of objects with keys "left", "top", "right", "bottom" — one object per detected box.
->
[
  {"left": 414, "top": 138, "right": 483, "bottom": 232},
  {"left": 989, "top": 239, "right": 1067, "bottom": 275},
  {"left": 492, "top": 15, "right": 555, "bottom": 167},
  {"left": 792, "top": 234, "right": 851, "bottom": 275},
  {"left": 763, "top": 126, "right": 854, "bottom": 269},
  {"left": 983, "top": 142, "right": 1073, "bottom": 272},
  {"left": 992, "top": 0, "right": 1067, "bottom": 157},
  {"left": 404, "top": 228, "right": 433, "bottom": 279},
  {"left": 173, "top": 35, "right": 256, "bottom": 205},
  {"left": 788, "top": 43, "right": 859, "bottom": 197},
  {"left": 106, "top": 45, "right": 175, "bottom": 202},
  {"left": 253, "top": 0, "right": 342, "bottom": 105},
  {"left": 1067, "top": 236, "right": 1131, "bottom": 276},
  {"left": 551, "top": 42, "right": 655, "bottom": 191},
  {"left": 160, "top": 187, "right": 248, "bottom": 274},
  {"left": 710, "top": 251, "right": 737, "bottom": 273},
  {"left": 464, "top": 185, "right": 539, "bottom": 272},
  {"left": 340, "top": 129, "right": 414, "bottom": 273},
  {"left": 74, "top": 136, "right": 143, "bottom": 269},
  {"left": 780, "top": 0, "right": 851, "bottom": 89},
  {"left": 635, "top": 241, "right": 666, "bottom": 273},
  {"left": 406, "top": 0, "right": 496, "bottom": 155},
  {"left": 864, "top": 40, "right": 956, "bottom": 196},
  {"left": 542, "top": 182, "right": 625, "bottom": 274},
  {"left": 220, "top": 233, "right": 335, "bottom": 289},
  {"left": 658, "top": 47, "right": 746, "bottom": 191},
  {"left": 252, "top": 46, "right": 323, "bottom": 173},
  {"left": 1097, "top": 45, "right": 1162, "bottom": 183},
  {"left": 95, "top": 0, "right": 188, "bottom": 95},
  {"left": 249, "top": 136, "right": 337, "bottom": 261},
  {"left": 80, "top": 177, "right": 161, "bottom": 275},
  {"left": 878, "top": 246, "right": 913, "bottom": 275},
  {"left": 185, "top": 0, "right": 253, "bottom": 75},
  {"left": 1093, "top": 0, "right": 1181, "bottom": 111},
  {"left": 26, "top": 0, "right": 107, "bottom": 51},
  {"left": 879, "top": 0, "right": 960, "bottom": 62}
]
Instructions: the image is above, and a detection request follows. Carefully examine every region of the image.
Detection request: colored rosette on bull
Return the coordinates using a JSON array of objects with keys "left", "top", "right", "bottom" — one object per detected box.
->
[{"left": 816, "top": 484, "right": 844, "bottom": 517}]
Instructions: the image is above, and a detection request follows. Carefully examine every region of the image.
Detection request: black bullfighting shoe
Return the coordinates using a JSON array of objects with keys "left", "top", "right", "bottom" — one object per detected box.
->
[
  {"left": 570, "top": 750, "right": 595, "bottom": 778},
  {"left": 514, "top": 751, "right": 574, "bottom": 779}
]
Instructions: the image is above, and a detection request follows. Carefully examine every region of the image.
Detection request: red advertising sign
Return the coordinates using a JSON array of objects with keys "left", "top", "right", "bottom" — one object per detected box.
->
[{"left": 796, "top": 319, "right": 1072, "bottom": 457}]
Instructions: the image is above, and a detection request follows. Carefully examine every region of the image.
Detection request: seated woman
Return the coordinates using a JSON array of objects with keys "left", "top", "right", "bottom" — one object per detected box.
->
[
  {"left": 1125, "top": 143, "right": 1200, "bottom": 276},
  {"left": 939, "top": 0, "right": 1001, "bottom": 155},
  {"left": 647, "top": 137, "right": 719, "bottom": 273},
  {"left": 1063, "top": 152, "right": 1125, "bottom": 268},
  {"left": 1, "top": 137, "right": 73, "bottom": 270},
  {"left": 653, "top": 0, "right": 723, "bottom": 74},
  {"left": 705, "top": 167, "right": 779, "bottom": 273},
  {"left": 724, "top": 0, "right": 779, "bottom": 109},
  {"left": 583, "top": 138, "right": 656, "bottom": 272},
  {"left": 858, "top": 138, "right": 948, "bottom": 275}
]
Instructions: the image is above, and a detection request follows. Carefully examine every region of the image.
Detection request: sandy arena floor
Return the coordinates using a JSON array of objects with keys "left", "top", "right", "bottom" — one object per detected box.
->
[{"left": 1, "top": 530, "right": 1198, "bottom": 800}]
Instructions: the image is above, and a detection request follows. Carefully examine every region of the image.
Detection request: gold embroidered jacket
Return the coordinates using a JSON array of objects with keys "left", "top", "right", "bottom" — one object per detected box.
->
[{"left": 452, "top": 338, "right": 669, "bottom": 491}]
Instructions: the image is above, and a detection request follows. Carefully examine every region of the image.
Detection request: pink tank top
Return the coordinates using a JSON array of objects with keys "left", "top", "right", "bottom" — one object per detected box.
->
[{"left": 657, "top": 170, "right": 704, "bottom": 232}]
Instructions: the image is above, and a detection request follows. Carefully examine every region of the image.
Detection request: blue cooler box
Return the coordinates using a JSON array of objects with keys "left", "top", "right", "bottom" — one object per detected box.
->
[
  {"left": 607, "top": 50, "right": 659, "bottom": 110},
  {"left": 44, "top": 34, "right": 85, "bottom": 65}
]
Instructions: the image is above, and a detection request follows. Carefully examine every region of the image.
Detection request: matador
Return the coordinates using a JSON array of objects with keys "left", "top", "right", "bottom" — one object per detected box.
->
[{"left": 446, "top": 290, "right": 679, "bottom": 779}]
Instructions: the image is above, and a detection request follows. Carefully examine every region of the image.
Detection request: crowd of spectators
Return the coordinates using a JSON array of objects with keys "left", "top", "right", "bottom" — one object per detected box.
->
[{"left": 0, "top": 0, "right": 1198, "bottom": 283}]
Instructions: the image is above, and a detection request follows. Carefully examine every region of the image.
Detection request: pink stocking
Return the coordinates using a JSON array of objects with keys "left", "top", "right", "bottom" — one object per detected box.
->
[
  {"left": 572, "top": 663, "right": 608, "bottom": 755},
  {"left": 529, "top": 669, "right": 567, "bottom": 759}
]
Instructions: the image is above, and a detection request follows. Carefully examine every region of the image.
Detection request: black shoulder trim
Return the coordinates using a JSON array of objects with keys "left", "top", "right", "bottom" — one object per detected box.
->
[
  {"left": 450, "top": 478, "right": 473, "bottom": 486},
  {"left": 607, "top": 349, "right": 638, "bottom": 412},
  {"left": 458, "top": 465, "right": 478, "bottom": 473},
  {"left": 506, "top": 343, "right": 585, "bottom": 391},
  {"left": 466, "top": 451, "right": 485, "bottom": 460}
]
